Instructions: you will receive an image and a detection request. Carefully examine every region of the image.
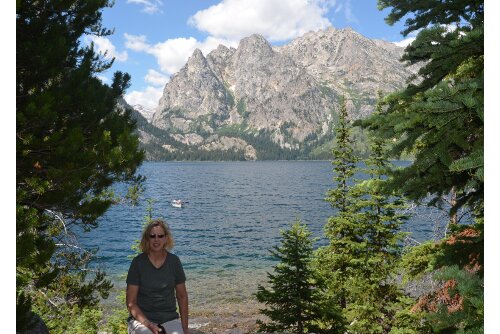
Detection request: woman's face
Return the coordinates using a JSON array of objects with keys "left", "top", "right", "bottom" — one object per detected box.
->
[{"left": 148, "top": 225, "right": 166, "bottom": 253}]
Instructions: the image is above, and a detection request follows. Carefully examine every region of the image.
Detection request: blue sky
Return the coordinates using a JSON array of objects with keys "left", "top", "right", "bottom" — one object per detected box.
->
[{"left": 91, "top": 0, "right": 418, "bottom": 110}]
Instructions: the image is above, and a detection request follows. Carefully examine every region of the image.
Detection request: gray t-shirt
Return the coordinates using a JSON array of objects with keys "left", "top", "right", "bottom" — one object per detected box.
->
[{"left": 126, "top": 252, "right": 186, "bottom": 323}]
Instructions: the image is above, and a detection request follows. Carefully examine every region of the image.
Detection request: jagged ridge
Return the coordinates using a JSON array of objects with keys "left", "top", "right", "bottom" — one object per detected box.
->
[{"left": 139, "top": 27, "right": 417, "bottom": 160}]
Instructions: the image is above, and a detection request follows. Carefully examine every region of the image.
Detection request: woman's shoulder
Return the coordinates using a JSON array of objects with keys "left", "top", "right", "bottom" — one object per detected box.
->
[
  {"left": 131, "top": 252, "right": 148, "bottom": 263},
  {"left": 167, "top": 252, "right": 181, "bottom": 262},
  {"left": 127, "top": 253, "right": 148, "bottom": 273}
]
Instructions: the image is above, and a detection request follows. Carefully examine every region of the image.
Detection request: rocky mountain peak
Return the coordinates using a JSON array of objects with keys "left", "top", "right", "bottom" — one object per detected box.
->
[
  {"left": 234, "top": 34, "right": 274, "bottom": 60},
  {"left": 145, "top": 27, "right": 419, "bottom": 160},
  {"left": 132, "top": 104, "right": 155, "bottom": 121},
  {"left": 278, "top": 26, "right": 417, "bottom": 118},
  {"left": 208, "top": 44, "right": 235, "bottom": 58},
  {"left": 186, "top": 48, "right": 209, "bottom": 71},
  {"left": 206, "top": 45, "right": 236, "bottom": 82}
]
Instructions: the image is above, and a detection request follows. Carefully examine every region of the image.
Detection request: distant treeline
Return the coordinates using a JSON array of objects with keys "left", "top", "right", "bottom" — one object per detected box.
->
[{"left": 135, "top": 116, "right": 373, "bottom": 161}]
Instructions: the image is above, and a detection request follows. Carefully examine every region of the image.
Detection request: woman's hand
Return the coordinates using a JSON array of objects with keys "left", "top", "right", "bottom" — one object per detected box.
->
[
  {"left": 144, "top": 320, "right": 162, "bottom": 334},
  {"left": 127, "top": 285, "right": 163, "bottom": 334}
]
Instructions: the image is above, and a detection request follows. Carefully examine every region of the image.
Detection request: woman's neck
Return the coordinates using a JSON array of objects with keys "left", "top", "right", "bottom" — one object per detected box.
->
[{"left": 148, "top": 249, "right": 166, "bottom": 260}]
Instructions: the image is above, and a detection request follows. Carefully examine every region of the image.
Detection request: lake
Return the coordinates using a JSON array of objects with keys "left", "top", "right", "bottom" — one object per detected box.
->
[{"left": 77, "top": 161, "right": 448, "bottom": 309}]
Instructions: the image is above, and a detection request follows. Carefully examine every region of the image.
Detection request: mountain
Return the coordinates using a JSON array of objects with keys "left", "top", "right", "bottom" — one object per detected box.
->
[
  {"left": 139, "top": 27, "right": 418, "bottom": 160},
  {"left": 133, "top": 104, "right": 156, "bottom": 122}
]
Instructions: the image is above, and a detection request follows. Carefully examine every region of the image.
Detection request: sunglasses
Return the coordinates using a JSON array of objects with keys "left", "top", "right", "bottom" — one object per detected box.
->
[{"left": 149, "top": 234, "right": 165, "bottom": 239}]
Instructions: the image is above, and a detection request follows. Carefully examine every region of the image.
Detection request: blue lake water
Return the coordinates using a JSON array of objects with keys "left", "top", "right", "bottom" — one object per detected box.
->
[{"left": 77, "top": 161, "right": 449, "bottom": 308}]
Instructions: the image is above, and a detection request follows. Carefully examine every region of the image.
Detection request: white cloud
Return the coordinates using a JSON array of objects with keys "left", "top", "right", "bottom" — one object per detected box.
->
[
  {"left": 145, "top": 69, "right": 168, "bottom": 86},
  {"left": 86, "top": 36, "right": 128, "bottom": 62},
  {"left": 188, "top": 0, "right": 333, "bottom": 42},
  {"left": 393, "top": 37, "right": 416, "bottom": 47},
  {"left": 127, "top": 0, "right": 163, "bottom": 14},
  {"left": 124, "top": 33, "right": 150, "bottom": 51},
  {"left": 124, "top": 33, "right": 237, "bottom": 75},
  {"left": 124, "top": 86, "right": 164, "bottom": 109},
  {"left": 149, "top": 37, "right": 201, "bottom": 74}
]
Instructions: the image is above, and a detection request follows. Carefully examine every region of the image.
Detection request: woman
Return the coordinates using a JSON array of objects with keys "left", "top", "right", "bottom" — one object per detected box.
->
[{"left": 126, "top": 219, "right": 189, "bottom": 334}]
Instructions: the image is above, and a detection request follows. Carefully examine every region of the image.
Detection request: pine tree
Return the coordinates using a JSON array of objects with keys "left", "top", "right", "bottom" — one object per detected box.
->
[
  {"left": 422, "top": 265, "right": 483, "bottom": 333},
  {"left": 345, "top": 137, "right": 408, "bottom": 333},
  {"left": 16, "top": 0, "right": 144, "bottom": 331},
  {"left": 360, "top": 0, "right": 484, "bottom": 217},
  {"left": 398, "top": 221, "right": 484, "bottom": 333},
  {"left": 356, "top": 1, "right": 484, "bottom": 332},
  {"left": 316, "top": 97, "right": 409, "bottom": 333},
  {"left": 256, "top": 221, "right": 343, "bottom": 334},
  {"left": 315, "top": 96, "right": 360, "bottom": 314}
]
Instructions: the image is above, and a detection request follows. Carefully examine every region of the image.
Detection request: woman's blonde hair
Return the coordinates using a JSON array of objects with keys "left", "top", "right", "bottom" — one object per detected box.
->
[{"left": 140, "top": 219, "right": 175, "bottom": 253}]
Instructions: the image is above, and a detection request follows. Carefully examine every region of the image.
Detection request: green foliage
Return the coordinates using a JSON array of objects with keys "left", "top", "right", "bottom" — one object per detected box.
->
[
  {"left": 73, "top": 308, "right": 103, "bottom": 334},
  {"left": 17, "top": 0, "right": 144, "bottom": 331},
  {"left": 316, "top": 97, "right": 410, "bottom": 333},
  {"left": 32, "top": 303, "right": 103, "bottom": 334},
  {"left": 388, "top": 294, "right": 433, "bottom": 334},
  {"left": 16, "top": 291, "right": 36, "bottom": 331},
  {"left": 325, "top": 96, "right": 360, "bottom": 216},
  {"left": 379, "top": 0, "right": 483, "bottom": 98},
  {"left": 315, "top": 97, "right": 360, "bottom": 323},
  {"left": 379, "top": 0, "right": 483, "bottom": 37},
  {"left": 256, "top": 221, "right": 344, "bottom": 334},
  {"left": 399, "top": 241, "right": 442, "bottom": 282},
  {"left": 309, "top": 124, "right": 371, "bottom": 161},
  {"left": 225, "top": 88, "right": 235, "bottom": 108},
  {"left": 147, "top": 146, "right": 248, "bottom": 161},
  {"left": 358, "top": 2, "right": 484, "bottom": 332},
  {"left": 217, "top": 126, "right": 301, "bottom": 160},
  {"left": 236, "top": 98, "right": 249, "bottom": 118},
  {"left": 360, "top": 0, "right": 484, "bottom": 218},
  {"left": 102, "top": 290, "right": 129, "bottom": 334},
  {"left": 29, "top": 270, "right": 108, "bottom": 333},
  {"left": 400, "top": 221, "right": 483, "bottom": 281},
  {"left": 396, "top": 221, "right": 483, "bottom": 333},
  {"left": 358, "top": 75, "right": 484, "bottom": 216},
  {"left": 425, "top": 265, "right": 484, "bottom": 333}
]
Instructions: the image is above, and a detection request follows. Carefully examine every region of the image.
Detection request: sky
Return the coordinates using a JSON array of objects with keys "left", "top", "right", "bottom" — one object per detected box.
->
[{"left": 91, "top": 0, "right": 420, "bottom": 110}]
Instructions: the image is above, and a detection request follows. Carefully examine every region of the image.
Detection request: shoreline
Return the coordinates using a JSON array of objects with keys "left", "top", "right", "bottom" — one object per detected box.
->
[
  {"left": 101, "top": 289, "right": 268, "bottom": 334},
  {"left": 102, "top": 276, "right": 435, "bottom": 334},
  {"left": 189, "top": 300, "right": 267, "bottom": 334}
]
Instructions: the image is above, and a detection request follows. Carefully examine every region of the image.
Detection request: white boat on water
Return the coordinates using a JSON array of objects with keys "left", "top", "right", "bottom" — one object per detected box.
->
[{"left": 171, "top": 199, "right": 185, "bottom": 208}]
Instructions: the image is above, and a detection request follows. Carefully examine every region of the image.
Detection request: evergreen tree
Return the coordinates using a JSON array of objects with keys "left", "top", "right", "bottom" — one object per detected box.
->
[
  {"left": 316, "top": 98, "right": 409, "bottom": 333},
  {"left": 16, "top": 0, "right": 144, "bottom": 331},
  {"left": 420, "top": 265, "right": 483, "bottom": 333},
  {"left": 256, "top": 221, "right": 343, "bottom": 334},
  {"left": 315, "top": 96, "right": 360, "bottom": 316},
  {"left": 356, "top": 1, "right": 484, "bottom": 332},
  {"left": 398, "top": 221, "right": 483, "bottom": 333},
  {"left": 346, "top": 137, "right": 408, "bottom": 333},
  {"left": 359, "top": 0, "right": 484, "bottom": 217}
]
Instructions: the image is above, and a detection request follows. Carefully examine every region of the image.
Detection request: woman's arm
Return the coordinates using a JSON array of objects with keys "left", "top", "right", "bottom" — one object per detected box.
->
[
  {"left": 126, "top": 284, "right": 161, "bottom": 334},
  {"left": 175, "top": 282, "right": 189, "bottom": 334}
]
